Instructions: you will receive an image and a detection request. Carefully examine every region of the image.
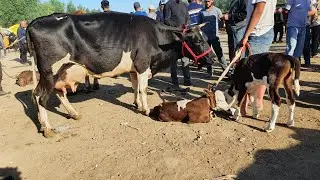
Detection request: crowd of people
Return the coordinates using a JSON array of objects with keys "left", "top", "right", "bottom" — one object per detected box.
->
[{"left": 0, "top": 0, "right": 319, "bottom": 96}]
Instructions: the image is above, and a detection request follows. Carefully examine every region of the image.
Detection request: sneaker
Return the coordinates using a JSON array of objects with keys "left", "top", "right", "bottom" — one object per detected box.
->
[
  {"left": 277, "top": 40, "right": 283, "bottom": 43},
  {"left": 183, "top": 81, "right": 192, "bottom": 86},
  {"left": 165, "top": 85, "right": 180, "bottom": 92}
]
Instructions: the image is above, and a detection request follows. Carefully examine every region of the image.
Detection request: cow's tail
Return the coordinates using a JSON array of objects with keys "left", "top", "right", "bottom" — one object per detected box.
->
[{"left": 288, "top": 56, "right": 301, "bottom": 97}]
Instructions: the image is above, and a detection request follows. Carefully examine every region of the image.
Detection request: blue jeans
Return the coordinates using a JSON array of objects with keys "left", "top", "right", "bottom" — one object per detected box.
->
[
  {"left": 286, "top": 26, "right": 306, "bottom": 58},
  {"left": 247, "top": 28, "right": 274, "bottom": 55}
]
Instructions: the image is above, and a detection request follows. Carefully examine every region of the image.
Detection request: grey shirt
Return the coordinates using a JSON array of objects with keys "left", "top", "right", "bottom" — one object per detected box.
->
[{"left": 198, "top": 6, "right": 223, "bottom": 40}]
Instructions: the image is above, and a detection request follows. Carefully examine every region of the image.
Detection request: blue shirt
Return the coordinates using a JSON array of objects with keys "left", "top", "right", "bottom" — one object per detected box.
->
[
  {"left": 134, "top": 11, "right": 148, "bottom": 16},
  {"left": 188, "top": 2, "right": 203, "bottom": 26},
  {"left": 17, "top": 26, "right": 26, "bottom": 44},
  {"left": 198, "top": 6, "right": 223, "bottom": 40},
  {"left": 286, "top": 0, "right": 312, "bottom": 27}
]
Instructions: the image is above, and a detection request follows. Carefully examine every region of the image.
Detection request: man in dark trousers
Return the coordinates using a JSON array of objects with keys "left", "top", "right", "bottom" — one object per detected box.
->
[
  {"left": 164, "top": 0, "right": 191, "bottom": 91},
  {"left": 273, "top": 7, "right": 284, "bottom": 43},
  {"left": 18, "top": 21, "right": 28, "bottom": 64},
  {"left": 222, "top": 0, "right": 246, "bottom": 61}
]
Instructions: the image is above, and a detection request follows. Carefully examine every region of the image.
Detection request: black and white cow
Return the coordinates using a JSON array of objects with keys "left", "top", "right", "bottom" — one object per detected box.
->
[
  {"left": 224, "top": 53, "right": 301, "bottom": 132},
  {"left": 27, "top": 12, "right": 215, "bottom": 137}
]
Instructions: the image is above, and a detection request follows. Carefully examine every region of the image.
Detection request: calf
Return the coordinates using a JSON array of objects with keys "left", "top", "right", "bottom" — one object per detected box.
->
[
  {"left": 152, "top": 88, "right": 216, "bottom": 123},
  {"left": 16, "top": 70, "right": 40, "bottom": 87},
  {"left": 225, "top": 53, "right": 301, "bottom": 132}
]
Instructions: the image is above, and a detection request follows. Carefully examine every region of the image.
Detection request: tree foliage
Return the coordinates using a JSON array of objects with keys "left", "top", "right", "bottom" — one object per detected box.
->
[{"left": 0, "top": 0, "right": 98, "bottom": 27}]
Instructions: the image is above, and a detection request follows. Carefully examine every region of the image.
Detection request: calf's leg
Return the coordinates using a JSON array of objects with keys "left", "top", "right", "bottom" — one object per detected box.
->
[
  {"left": 265, "top": 85, "right": 281, "bottom": 133},
  {"left": 284, "top": 76, "right": 295, "bottom": 127}
]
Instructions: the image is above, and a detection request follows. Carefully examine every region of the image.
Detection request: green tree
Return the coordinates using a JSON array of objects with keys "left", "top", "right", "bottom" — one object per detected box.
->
[
  {"left": 49, "top": 0, "right": 65, "bottom": 13},
  {"left": 66, "top": 0, "right": 76, "bottom": 13}
]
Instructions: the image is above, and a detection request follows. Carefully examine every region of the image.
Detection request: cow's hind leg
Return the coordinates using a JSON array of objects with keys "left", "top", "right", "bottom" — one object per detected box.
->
[
  {"left": 265, "top": 84, "right": 281, "bottom": 133},
  {"left": 137, "top": 69, "right": 150, "bottom": 116},
  {"left": 33, "top": 82, "right": 55, "bottom": 138},
  {"left": 130, "top": 72, "right": 142, "bottom": 109},
  {"left": 56, "top": 91, "right": 81, "bottom": 120},
  {"left": 284, "top": 76, "right": 295, "bottom": 127},
  {"left": 233, "top": 89, "right": 246, "bottom": 121}
]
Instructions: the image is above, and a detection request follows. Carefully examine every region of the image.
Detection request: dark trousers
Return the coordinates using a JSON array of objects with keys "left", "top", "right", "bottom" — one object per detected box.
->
[
  {"left": 226, "top": 24, "right": 234, "bottom": 61},
  {"left": 273, "top": 23, "right": 284, "bottom": 42},
  {"left": 302, "top": 25, "right": 311, "bottom": 65},
  {"left": 311, "top": 25, "right": 320, "bottom": 56},
  {"left": 170, "top": 57, "right": 191, "bottom": 86},
  {"left": 19, "top": 43, "right": 27, "bottom": 63},
  {"left": 206, "top": 38, "right": 228, "bottom": 75}
]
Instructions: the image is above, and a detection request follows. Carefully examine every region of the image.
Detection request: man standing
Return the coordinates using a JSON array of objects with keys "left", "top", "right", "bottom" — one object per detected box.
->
[
  {"left": 198, "top": 0, "right": 228, "bottom": 78},
  {"left": 164, "top": 0, "right": 191, "bottom": 91},
  {"left": 133, "top": 2, "right": 148, "bottom": 16},
  {"left": 101, "top": 0, "right": 110, "bottom": 12},
  {"left": 156, "top": 0, "right": 166, "bottom": 22},
  {"left": 18, "top": 20, "right": 28, "bottom": 64},
  {"left": 148, "top": 5, "right": 157, "bottom": 19},
  {"left": 222, "top": 0, "right": 247, "bottom": 60},
  {"left": 273, "top": 7, "right": 284, "bottom": 43},
  {"left": 285, "top": 0, "right": 313, "bottom": 58},
  {"left": 311, "top": 0, "right": 320, "bottom": 58},
  {"left": 238, "top": 0, "right": 277, "bottom": 116}
]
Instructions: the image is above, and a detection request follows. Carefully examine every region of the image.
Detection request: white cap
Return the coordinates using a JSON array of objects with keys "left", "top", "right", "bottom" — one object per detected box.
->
[{"left": 149, "top": 4, "right": 156, "bottom": 10}]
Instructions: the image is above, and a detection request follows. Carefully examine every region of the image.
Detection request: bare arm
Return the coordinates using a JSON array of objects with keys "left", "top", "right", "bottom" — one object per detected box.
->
[{"left": 238, "top": 2, "right": 266, "bottom": 47}]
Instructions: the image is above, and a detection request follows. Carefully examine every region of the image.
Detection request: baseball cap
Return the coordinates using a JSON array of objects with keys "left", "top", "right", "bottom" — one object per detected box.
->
[{"left": 133, "top": 2, "right": 141, "bottom": 8}]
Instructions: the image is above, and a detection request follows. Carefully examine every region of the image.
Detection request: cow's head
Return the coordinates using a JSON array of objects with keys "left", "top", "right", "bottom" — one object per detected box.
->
[{"left": 179, "top": 26, "right": 215, "bottom": 66}]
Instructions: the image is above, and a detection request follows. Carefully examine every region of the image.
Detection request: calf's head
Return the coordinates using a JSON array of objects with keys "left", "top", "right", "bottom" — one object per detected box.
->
[{"left": 204, "top": 87, "right": 216, "bottom": 110}]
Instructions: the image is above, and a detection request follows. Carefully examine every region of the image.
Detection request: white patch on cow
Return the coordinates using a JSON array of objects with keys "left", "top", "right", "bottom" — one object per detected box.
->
[
  {"left": 56, "top": 16, "right": 67, "bottom": 21},
  {"left": 265, "top": 104, "right": 280, "bottom": 133},
  {"left": 137, "top": 68, "right": 150, "bottom": 115},
  {"left": 52, "top": 54, "right": 73, "bottom": 74},
  {"left": 224, "top": 89, "right": 236, "bottom": 106},
  {"left": 35, "top": 96, "right": 52, "bottom": 129},
  {"left": 294, "top": 79, "right": 300, "bottom": 96},
  {"left": 91, "top": 51, "right": 135, "bottom": 78},
  {"left": 176, "top": 99, "right": 191, "bottom": 111}
]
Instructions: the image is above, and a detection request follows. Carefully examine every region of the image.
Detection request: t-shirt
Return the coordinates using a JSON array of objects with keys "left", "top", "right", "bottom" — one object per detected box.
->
[
  {"left": 198, "top": 6, "right": 223, "bottom": 40},
  {"left": 245, "top": 0, "right": 277, "bottom": 36},
  {"left": 311, "top": 0, "right": 320, "bottom": 27},
  {"left": 188, "top": 2, "right": 203, "bottom": 26},
  {"left": 134, "top": 11, "right": 148, "bottom": 16},
  {"left": 286, "top": 0, "right": 312, "bottom": 27},
  {"left": 148, "top": 12, "right": 157, "bottom": 20}
]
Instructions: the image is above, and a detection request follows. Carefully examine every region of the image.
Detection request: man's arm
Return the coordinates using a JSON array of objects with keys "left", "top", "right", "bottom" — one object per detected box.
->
[
  {"left": 164, "top": 2, "right": 175, "bottom": 26},
  {"left": 239, "top": 1, "right": 266, "bottom": 47}
]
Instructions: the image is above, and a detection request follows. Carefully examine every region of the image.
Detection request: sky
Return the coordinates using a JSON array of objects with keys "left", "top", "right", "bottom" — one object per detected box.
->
[{"left": 59, "top": 0, "right": 161, "bottom": 13}]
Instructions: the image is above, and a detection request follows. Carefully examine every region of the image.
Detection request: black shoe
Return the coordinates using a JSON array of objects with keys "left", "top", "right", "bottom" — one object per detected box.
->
[
  {"left": 165, "top": 85, "right": 180, "bottom": 92},
  {"left": 184, "top": 81, "right": 192, "bottom": 86}
]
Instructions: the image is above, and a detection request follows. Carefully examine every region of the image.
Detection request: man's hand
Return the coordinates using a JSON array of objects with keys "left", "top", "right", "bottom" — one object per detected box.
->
[
  {"left": 222, "top": 13, "right": 229, "bottom": 21},
  {"left": 238, "top": 36, "right": 248, "bottom": 49}
]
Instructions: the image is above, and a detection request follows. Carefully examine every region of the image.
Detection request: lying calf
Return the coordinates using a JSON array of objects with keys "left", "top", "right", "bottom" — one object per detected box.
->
[
  {"left": 16, "top": 70, "right": 40, "bottom": 87},
  {"left": 152, "top": 88, "right": 216, "bottom": 123},
  {"left": 225, "top": 53, "right": 301, "bottom": 132}
]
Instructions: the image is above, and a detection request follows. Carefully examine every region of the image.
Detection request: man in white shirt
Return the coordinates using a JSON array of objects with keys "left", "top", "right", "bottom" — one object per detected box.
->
[{"left": 238, "top": 0, "right": 277, "bottom": 116}]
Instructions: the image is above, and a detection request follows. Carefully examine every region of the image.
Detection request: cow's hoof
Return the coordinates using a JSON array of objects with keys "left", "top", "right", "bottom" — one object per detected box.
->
[
  {"left": 133, "top": 102, "right": 142, "bottom": 110},
  {"left": 265, "top": 124, "right": 275, "bottom": 133},
  {"left": 43, "top": 128, "right": 56, "bottom": 138},
  {"left": 144, "top": 109, "right": 150, "bottom": 116},
  {"left": 287, "top": 120, "right": 294, "bottom": 127},
  {"left": 252, "top": 113, "right": 260, "bottom": 119},
  {"left": 70, "top": 114, "right": 81, "bottom": 120}
]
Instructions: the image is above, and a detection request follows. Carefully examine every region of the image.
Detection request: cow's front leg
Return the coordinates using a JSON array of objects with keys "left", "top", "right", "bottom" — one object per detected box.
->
[
  {"left": 233, "top": 90, "right": 246, "bottom": 121},
  {"left": 137, "top": 69, "right": 150, "bottom": 116},
  {"left": 56, "top": 90, "right": 81, "bottom": 120},
  {"left": 130, "top": 72, "right": 142, "bottom": 110}
]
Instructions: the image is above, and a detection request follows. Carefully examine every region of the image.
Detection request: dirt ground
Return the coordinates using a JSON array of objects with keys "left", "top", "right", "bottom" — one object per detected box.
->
[{"left": 0, "top": 32, "right": 319, "bottom": 180}]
